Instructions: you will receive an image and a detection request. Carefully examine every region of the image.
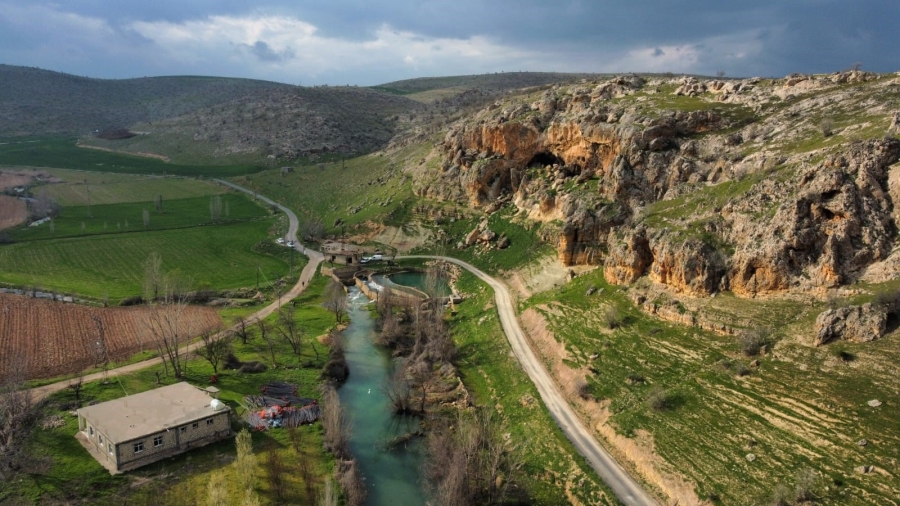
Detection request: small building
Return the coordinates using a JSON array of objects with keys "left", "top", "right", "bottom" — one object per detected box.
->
[
  {"left": 322, "top": 241, "right": 364, "bottom": 265},
  {"left": 75, "top": 382, "right": 231, "bottom": 473}
]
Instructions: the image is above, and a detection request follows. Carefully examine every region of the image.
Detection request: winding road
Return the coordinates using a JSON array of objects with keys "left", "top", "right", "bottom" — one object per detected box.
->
[
  {"left": 401, "top": 256, "right": 657, "bottom": 506},
  {"left": 27, "top": 182, "right": 655, "bottom": 505}
]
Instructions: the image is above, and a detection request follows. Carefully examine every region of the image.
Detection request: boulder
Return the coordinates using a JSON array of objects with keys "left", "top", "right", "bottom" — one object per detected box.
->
[{"left": 814, "top": 303, "right": 887, "bottom": 346}]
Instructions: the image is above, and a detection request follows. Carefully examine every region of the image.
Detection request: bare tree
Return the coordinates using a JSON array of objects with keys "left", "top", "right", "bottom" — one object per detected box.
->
[
  {"left": 210, "top": 195, "right": 223, "bottom": 223},
  {"left": 265, "top": 448, "right": 288, "bottom": 500},
  {"left": 301, "top": 217, "right": 325, "bottom": 242},
  {"left": 275, "top": 305, "right": 305, "bottom": 361},
  {"left": 0, "top": 355, "right": 41, "bottom": 480},
  {"left": 233, "top": 315, "right": 252, "bottom": 345},
  {"left": 154, "top": 194, "right": 163, "bottom": 213},
  {"left": 67, "top": 369, "right": 85, "bottom": 403},
  {"left": 257, "top": 318, "right": 278, "bottom": 367},
  {"left": 143, "top": 252, "right": 163, "bottom": 302},
  {"left": 320, "top": 384, "right": 351, "bottom": 459},
  {"left": 196, "top": 328, "right": 231, "bottom": 375},
  {"left": 145, "top": 275, "right": 194, "bottom": 379},
  {"left": 323, "top": 280, "right": 347, "bottom": 325},
  {"left": 142, "top": 208, "right": 150, "bottom": 228},
  {"left": 90, "top": 315, "right": 109, "bottom": 384}
]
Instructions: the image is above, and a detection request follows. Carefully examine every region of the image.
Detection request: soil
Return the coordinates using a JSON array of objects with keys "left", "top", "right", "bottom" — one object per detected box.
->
[{"left": 0, "top": 195, "right": 27, "bottom": 230}]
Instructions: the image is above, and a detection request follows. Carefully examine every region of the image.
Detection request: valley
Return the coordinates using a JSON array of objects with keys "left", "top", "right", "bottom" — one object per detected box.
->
[{"left": 1, "top": 65, "right": 899, "bottom": 505}]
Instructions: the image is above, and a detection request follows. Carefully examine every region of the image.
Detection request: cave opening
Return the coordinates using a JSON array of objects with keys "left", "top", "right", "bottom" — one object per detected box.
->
[{"left": 527, "top": 152, "right": 564, "bottom": 168}]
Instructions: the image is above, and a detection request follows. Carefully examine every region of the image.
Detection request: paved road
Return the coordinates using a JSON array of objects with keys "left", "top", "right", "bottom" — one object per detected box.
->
[
  {"left": 401, "top": 255, "right": 659, "bottom": 506},
  {"left": 29, "top": 182, "right": 323, "bottom": 402}
]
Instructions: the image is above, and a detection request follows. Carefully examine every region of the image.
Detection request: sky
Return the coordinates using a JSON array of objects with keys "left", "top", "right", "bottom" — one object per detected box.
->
[{"left": 1, "top": 1, "right": 898, "bottom": 86}]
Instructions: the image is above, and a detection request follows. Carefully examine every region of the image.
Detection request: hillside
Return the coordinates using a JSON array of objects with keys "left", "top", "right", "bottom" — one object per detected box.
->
[{"left": 0, "top": 65, "right": 287, "bottom": 136}]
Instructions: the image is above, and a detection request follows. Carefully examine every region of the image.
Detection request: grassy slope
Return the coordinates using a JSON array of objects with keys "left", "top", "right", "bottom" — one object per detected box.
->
[
  {"left": 450, "top": 271, "right": 621, "bottom": 505},
  {"left": 0, "top": 194, "right": 296, "bottom": 300},
  {"left": 522, "top": 269, "right": 900, "bottom": 505},
  {"left": 4, "top": 273, "right": 335, "bottom": 505}
]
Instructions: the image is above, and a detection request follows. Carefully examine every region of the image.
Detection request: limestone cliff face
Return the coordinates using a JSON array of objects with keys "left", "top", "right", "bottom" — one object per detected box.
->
[{"left": 416, "top": 72, "right": 900, "bottom": 297}]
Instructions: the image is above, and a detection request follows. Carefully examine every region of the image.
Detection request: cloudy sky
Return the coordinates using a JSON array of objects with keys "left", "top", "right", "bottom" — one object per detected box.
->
[{"left": 1, "top": 1, "right": 898, "bottom": 85}]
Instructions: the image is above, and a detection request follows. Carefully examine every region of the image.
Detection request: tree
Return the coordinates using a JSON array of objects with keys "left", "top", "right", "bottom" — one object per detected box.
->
[
  {"left": 142, "top": 208, "right": 150, "bottom": 228},
  {"left": 145, "top": 274, "right": 194, "bottom": 378},
  {"left": 196, "top": 328, "right": 231, "bottom": 375},
  {"left": 67, "top": 369, "right": 84, "bottom": 403},
  {"left": 301, "top": 217, "right": 325, "bottom": 242},
  {"left": 275, "top": 305, "right": 306, "bottom": 361},
  {"left": 90, "top": 315, "right": 109, "bottom": 383},
  {"left": 0, "top": 355, "right": 41, "bottom": 480},
  {"left": 154, "top": 194, "right": 163, "bottom": 212},
  {"left": 206, "top": 469, "right": 228, "bottom": 506},
  {"left": 257, "top": 318, "right": 278, "bottom": 367},
  {"left": 323, "top": 280, "right": 347, "bottom": 325},
  {"left": 143, "top": 252, "right": 163, "bottom": 302},
  {"left": 234, "top": 315, "right": 252, "bottom": 345},
  {"left": 210, "top": 195, "right": 223, "bottom": 223},
  {"left": 234, "top": 429, "right": 258, "bottom": 505}
]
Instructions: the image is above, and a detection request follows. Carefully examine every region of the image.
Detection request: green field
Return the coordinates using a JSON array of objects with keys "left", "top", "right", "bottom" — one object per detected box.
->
[
  {"left": 33, "top": 169, "right": 226, "bottom": 206},
  {"left": 0, "top": 137, "right": 264, "bottom": 177},
  {"left": 0, "top": 219, "right": 294, "bottom": 300},
  {"left": 12, "top": 194, "right": 268, "bottom": 241}
]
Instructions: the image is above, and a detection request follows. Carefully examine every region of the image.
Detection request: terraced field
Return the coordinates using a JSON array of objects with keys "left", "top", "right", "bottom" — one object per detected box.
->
[{"left": 523, "top": 269, "right": 900, "bottom": 505}]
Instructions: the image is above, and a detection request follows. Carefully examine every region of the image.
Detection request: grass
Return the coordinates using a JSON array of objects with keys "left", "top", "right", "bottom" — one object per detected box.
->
[
  {"left": 31, "top": 169, "right": 227, "bottom": 206},
  {"left": 519, "top": 268, "right": 900, "bottom": 504},
  {"left": 4, "top": 272, "right": 336, "bottom": 505},
  {"left": 448, "top": 271, "right": 620, "bottom": 505},
  {"left": 229, "top": 140, "right": 431, "bottom": 237},
  {"left": 0, "top": 137, "right": 264, "bottom": 177},
  {"left": 0, "top": 219, "right": 294, "bottom": 301}
]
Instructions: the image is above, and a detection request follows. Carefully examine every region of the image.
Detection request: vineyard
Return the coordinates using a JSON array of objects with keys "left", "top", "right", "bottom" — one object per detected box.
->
[{"left": 0, "top": 292, "right": 222, "bottom": 380}]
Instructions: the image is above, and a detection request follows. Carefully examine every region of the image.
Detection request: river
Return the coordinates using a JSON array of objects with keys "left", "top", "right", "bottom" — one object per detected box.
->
[{"left": 338, "top": 288, "right": 427, "bottom": 506}]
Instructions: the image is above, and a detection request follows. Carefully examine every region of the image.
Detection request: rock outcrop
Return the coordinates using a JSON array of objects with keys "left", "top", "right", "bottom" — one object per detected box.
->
[
  {"left": 416, "top": 72, "right": 900, "bottom": 298},
  {"left": 814, "top": 303, "right": 888, "bottom": 345}
]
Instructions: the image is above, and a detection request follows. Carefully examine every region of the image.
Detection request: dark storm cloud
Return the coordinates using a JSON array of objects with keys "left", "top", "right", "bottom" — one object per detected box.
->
[{"left": 0, "top": 0, "right": 897, "bottom": 84}]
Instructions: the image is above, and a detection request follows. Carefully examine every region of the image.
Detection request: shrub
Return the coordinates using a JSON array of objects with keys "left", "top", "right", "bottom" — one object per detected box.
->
[
  {"left": 739, "top": 327, "right": 770, "bottom": 356},
  {"left": 770, "top": 484, "right": 792, "bottom": 506},
  {"left": 647, "top": 387, "right": 676, "bottom": 412},
  {"left": 795, "top": 467, "right": 819, "bottom": 503},
  {"left": 573, "top": 376, "right": 591, "bottom": 399},
  {"left": 239, "top": 361, "right": 268, "bottom": 373},
  {"left": 603, "top": 306, "right": 622, "bottom": 330},
  {"left": 820, "top": 118, "right": 834, "bottom": 137}
]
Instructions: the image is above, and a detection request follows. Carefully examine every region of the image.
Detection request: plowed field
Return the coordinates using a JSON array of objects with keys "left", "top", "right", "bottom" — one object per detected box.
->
[
  {"left": 0, "top": 293, "right": 222, "bottom": 380},
  {"left": 0, "top": 195, "right": 27, "bottom": 230}
]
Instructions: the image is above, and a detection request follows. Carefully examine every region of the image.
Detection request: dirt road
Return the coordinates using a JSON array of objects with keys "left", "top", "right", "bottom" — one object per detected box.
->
[
  {"left": 29, "top": 182, "right": 323, "bottom": 402},
  {"left": 401, "top": 255, "right": 658, "bottom": 506}
]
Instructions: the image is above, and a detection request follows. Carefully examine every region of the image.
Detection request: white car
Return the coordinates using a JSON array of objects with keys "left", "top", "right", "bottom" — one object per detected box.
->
[
  {"left": 371, "top": 254, "right": 383, "bottom": 261},
  {"left": 276, "top": 238, "right": 285, "bottom": 244},
  {"left": 287, "top": 241, "right": 294, "bottom": 248}
]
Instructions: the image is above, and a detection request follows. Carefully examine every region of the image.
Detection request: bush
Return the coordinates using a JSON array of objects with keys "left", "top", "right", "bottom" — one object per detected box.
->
[
  {"left": 770, "top": 483, "right": 792, "bottom": 506},
  {"left": 795, "top": 467, "right": 819, "bottom": 503},
  {"left": 118, "top": 295, "right": 144, "bottom": 306},
  {"left": 647, "top": 387, "right": 676, "bottom": 412},
  {"left": 739, "top": 327, "right": 769, "bottom": 356},
  {"left": 603, "top": 306, "right": 622, "bottom": 330},
  {"left": 239, "top": 361, "right": 268, "bottom": 373}
]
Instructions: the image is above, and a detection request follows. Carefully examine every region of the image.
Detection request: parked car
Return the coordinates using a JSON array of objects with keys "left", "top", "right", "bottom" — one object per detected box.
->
[
  {"left": 287, "top": 241, "right": 294, "bottom": 248},
  {"left": 371, "top": 254, "right": 383, "bottom": 261},
  {"left": 360, "top": 257, "right": 371, "bottom": 264},
  {"left": 276, "top": 238, "right": 285, "bottom": 244}
]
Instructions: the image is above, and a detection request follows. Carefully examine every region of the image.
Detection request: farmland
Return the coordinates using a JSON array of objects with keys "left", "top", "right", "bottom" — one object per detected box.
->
[
  {"left": 0, "top": 292, "right": 222, "bottom": 379},
  {"left": 0, "top": 137, "right": 264, "bottom": 177},
  {"left": 34, "top": 169, "right": 227, "bottom": 206},
  {"left": 0, "top": 195, "right": 26, "bottom": 229},
  {"left": 0, "top": 219, "right": 295, "bottom": 300},
  {"left": 12, "top": 194, "right": 268, "bottom": 241}
]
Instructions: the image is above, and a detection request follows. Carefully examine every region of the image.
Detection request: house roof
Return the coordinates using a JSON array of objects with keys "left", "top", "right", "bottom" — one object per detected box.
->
[{"left": 77, "top": 382, "right": 228, "bottom": 443}]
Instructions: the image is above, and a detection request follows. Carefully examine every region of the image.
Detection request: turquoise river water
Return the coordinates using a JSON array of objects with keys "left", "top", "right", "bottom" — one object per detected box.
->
[{"left": 338, "top": 288, "right": 426, "bottom": 505}]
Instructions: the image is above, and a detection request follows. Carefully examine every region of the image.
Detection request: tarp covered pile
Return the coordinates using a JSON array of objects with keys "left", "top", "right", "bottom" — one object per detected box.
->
[{"left": 242, "top": 381, "right": 321, "bottom": 430}]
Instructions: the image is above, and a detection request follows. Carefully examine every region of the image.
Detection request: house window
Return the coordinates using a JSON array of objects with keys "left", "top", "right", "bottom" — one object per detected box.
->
[
  {"left": 153, "top": 436, "right": 164, "bottom": 448},
  {"left": 99, "top": 435, "right": 104, "bottom": 446},
  {"left": 180, "top": 426, "right": 186, "bottom": 433},
  {"left": 192, "top": 422, "right": 199, "bottom": 429},
  {"left": 109, "top": 444, "right": 113, "bottom": 455},
  {"left": 89, "top": 426, "right": 94, "bottom": 436},
  {"left": 206, "top": 418, "right": 214, "bottom": 426},
  {"left": 133, "top": 442, "right": 144, "bottom": 453}
]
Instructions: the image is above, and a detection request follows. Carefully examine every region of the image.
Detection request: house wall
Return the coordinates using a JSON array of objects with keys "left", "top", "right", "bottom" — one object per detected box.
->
[
  {"left": 95, "top": 411, "right": 230, "bottom": 471},
  {"left": 79, "top": 414, "right": 119, "bottom": 469}
]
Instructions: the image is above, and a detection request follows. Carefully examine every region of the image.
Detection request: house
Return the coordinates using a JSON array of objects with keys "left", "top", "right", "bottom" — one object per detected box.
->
[{"left": 75, "top": 382, "right": 231, "bottom": 473}]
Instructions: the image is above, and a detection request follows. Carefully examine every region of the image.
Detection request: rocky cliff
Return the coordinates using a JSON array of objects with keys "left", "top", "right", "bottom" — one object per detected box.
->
[{"left": 414, "top": 71, "right": 900, "bottom": 297}]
